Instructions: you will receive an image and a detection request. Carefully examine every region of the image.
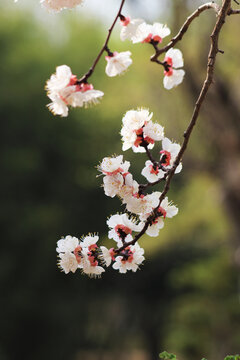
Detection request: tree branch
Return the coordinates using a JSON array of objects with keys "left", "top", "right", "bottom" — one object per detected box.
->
[
  {"left": 115, "top": 0, "right": 231, "bottom": 254},
  {"left": 151, "top": 2, "right": 219, "bottom": 62},
  {"left": 78, "top": 0, "right": 125, "bottom": 83}
]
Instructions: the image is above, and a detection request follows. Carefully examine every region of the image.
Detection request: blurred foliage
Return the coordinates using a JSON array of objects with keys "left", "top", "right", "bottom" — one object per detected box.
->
[{"left": 0, "top": 2, "right": 239, "bottom": 360}]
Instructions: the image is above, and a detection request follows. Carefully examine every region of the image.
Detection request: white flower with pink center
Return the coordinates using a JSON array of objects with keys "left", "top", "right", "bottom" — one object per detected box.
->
[
  {"left": 143, "top": 121, "right": 164, "bottom": 143},
  {"left": 99, "top": 155, "right": 130, "bottom": 176},
  {"left": 124, "top": 191, "right": 160, "bottom": 215},
  {"left": 118, "top": 173, "right": 139, "bottom": 200},
  {"left": 80, "top": 235, "right": 105, "bottom": 278},
  {"left": 121, "top": 109, "right": 156, "bottom": 152},
  {"left": 107, "top": 213, "right": 143, "bottom": 247},
  {"left": 40, "top": 0, "right": 83, "bottom": 11},
  {"left": 141, "top": 160, "right": 165, "bottom": 183},
  {"left": 120, "top": 16, "right": 144, "bottom": 42},
  {"left": 112, "top": 243, "right": 145, "bottom": 273},
  {"left": 56, "top": 235, "right": 84, "bottom": 273},
  {"left": 132, "top": 22, "right": 170, "bottom": 44},
  {"left": 105, "top": 51, "right": 132, "bottom": 77},
  {"left": 140, "top": 196, "right": 178, "bottom": 237},
  {"left": 46, "top": 65, "right": 104, "bottom": 116},
  {"left": 100, "top": 246, "right": 113, "bottom": 267},
  {"left": 160, "top": 137, "right": 182, "bottom": 173},
  {"left": 163, "top": 48, "right": 185, "bottom": 90}
]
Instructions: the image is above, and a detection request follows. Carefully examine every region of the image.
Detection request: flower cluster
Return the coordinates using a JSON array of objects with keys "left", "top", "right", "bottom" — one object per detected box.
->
[
  {"left": 57, "top": 108, "right": 181, "bottom": 278},
  {"left": 120, "top": 16, "right": 185, "bottom": 89},
  {"left": 46, "top": 65, "right": 103, "bottom": 117},
  {"left": 57, "top": 233, "right": 145, "bottom": 276}
]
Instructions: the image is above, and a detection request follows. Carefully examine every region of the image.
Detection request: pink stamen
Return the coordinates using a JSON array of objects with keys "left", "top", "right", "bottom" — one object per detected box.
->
[
  {"left": 115, "top": 224, "right": 132, "bottom": 235},
  {"left": 68, "top": 75, "right": 78, "bottom": 86},
  {"left": 120, "top": 16, "right": 131, "bottom": 26},
  {"left": 142, "top": 33, "right": 153, "bottom": 43},
  {"left": 109, "top": 248, "right": 116, "bottom": 261},
  {"left": 158, "top": 206, "right": 167, "bottom": 219},
  {"left": 134, "top": 136, "right": 143, "bottom": 147},
  {"left": 150, "top": 165, "right": 159, "bottom": 175},
  {"left": 144, "top": 136, "right": 155, "bottom": 145},
  {"left": 153, "top": 35, "right": 162, "bottom": 43},
  {"left": 74, "top": 245, "right": 82, "bottom": 264},
  {"left": 134, "top": 128, "right": 143, "bottom": 135},
  {"left": 88, "top": 244, "right": 98, "bottom": 251},
  {"left": 103, "top": 167, "right": 124, "bottom": 176},
  {"left": 160, "top": 150, "right": 171, "bottom": 166}
]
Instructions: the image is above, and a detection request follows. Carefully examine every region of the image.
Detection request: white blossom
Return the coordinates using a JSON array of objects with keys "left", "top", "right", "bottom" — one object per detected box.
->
[
  {"left": 105, "top": 51, "right": 132, "bottom": 77},
  {"left": 40, "top": 0, "right": 83, "bottom": 12},
  {"left": 160, "top": 137, "right": 182, "bottom": 173},
  {"left": 58, "top": 252, "right": 79, "bottom": 274},
  {"left": 107, "top": 213, "right": 142, "bottom": 247},
  {"left": 143, "top": 121, "right": 164, "bottom": 142},
  {"left": 124, "top": 191, "right": 160, "bottom": 215},
  {"left": 112, "top": 243, "right": 145, "bottom": 273},
  {"left": 99, "top": 155, "right": 130, "bottom": 176},
  {"left": 120, "top": 17, "right": 144, "bottom": 42},
  {"left": 141, "top": 160, "right": 165, "bottom": 183},
  {"left": 100, "top": 246, "right": 113, "bottom": 267},
  {"left": 46, "top": 65, "right": 103, "bottom": 116},
  {"left": 132, "top": 22, "right": 170, "bottom": 44},
  {"left": 103, "top": 173, "right": 124, "bottom": 198},
  {"left": 163, "top": 48, "right": 185, "bottom": 90},
  {"left": 140, "top": 196, "right": 178, "bottom": 237}
]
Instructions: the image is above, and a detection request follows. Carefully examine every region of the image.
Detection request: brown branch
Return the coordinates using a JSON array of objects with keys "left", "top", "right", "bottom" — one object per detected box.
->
[
  {"left": 228, "top": 8, "right": 240, "bottom": 14},
  {"left": 78, "top": 0, "right": 125, "bottom": 83},
  {"left": 151, "top": 2, "right": 219, "bottom": 62},
  {"left": 115, "top": 0, "right": 231, "bottom": 254}
]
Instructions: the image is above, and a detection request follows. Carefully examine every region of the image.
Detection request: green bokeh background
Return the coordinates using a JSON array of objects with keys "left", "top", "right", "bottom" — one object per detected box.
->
[{"left": 1, "top": 1, "right": 240, "bottom": 360}]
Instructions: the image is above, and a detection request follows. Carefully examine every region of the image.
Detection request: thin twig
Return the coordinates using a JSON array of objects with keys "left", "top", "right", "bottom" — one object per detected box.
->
[
  {"left": 78, "top": 0, "right": 125, "bottom": 83},
  {"left": 151, "top": 2, "right": 219, "bottom": 62},
  {"left": 228, "top": 8, "right": 240, "bottom": 14},
  {"left": 115, "top": 0, "right": 231, "bottom": 254}
]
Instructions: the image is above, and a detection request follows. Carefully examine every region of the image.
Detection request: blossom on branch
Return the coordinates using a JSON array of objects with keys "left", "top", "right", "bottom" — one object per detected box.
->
[
  {"left": 120, "top": 17, "right": 144, "bottom": 42},
  {"left": 163, "top": 48, "right": 185, "bottom": 90},
  {"left": 160, "top": 137, "right": 182, "bottom": 173},
  {"left": 107, "top": 213, "right": 143, "bottom": 247},
  {"left": 141, "top": 160, "right": 165, "bottom": 182},
  {"left": 105, "top": 51, "right": 132, "bottom": 77},
  {"left": 46, "top": 65, "right": 104, "bottom": 116},
  {"left": 132, "top": 22, "right": 170, "bottom": 44},
  {"left": 140, "top": 197, "right": 178, "bottom": 237},
  {"left": 112, "top": 243, "right": 145, "bottom": 273},
  {"left": 121, "top": 109, "right": 164, "bottom": 152}
]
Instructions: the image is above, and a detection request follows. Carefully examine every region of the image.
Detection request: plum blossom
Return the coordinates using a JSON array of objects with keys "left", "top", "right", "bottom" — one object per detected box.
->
[
  {"left": 58, "top": 252, "right": 79, "bottom": 274},
  {"left": 46, "top": 65, "right": 104, "bottom": 116},
  {"left": 107, "top": 213, "right": 143, "bottom": 247},
  {"left": 132, "top": 22, "right": 170, "bottom": 44},
  {"left": 40, "top": 0, "right": 83, "bottom": 12},
  {"left": 141, "top": 160, "right": 165, "bottom": 183},
  {"left": 160, "top": 137, "right": 182, "bottom": 173},
  {"left": 80, "top": 235, "right": 105, "bottom": 278},
  {"left": 112, "top": 243, "right": 145, "bottom": 273},
  {"left": 98, "top": 155, "right": 130, "bottom": 176},
  {"left": 140, "top": 197, "right": 178, "bottom": 237},
  {"left": 163, "top": 48, "right": 185, "bottom": 90},
  {"left": 105, "top": 51, "right": 132, "bottom": 77},
  {"left": 56, "top": 235, "right": 83, "bottom": 273},
  {"left": 121, "top": 109, "right": 164, "bottom": 152},
  {"left": 123, "top": 191, "right": 160, "bottom": 215},
  {"left": 120, "top": 16, "right": 144, "bottom": 42}
]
